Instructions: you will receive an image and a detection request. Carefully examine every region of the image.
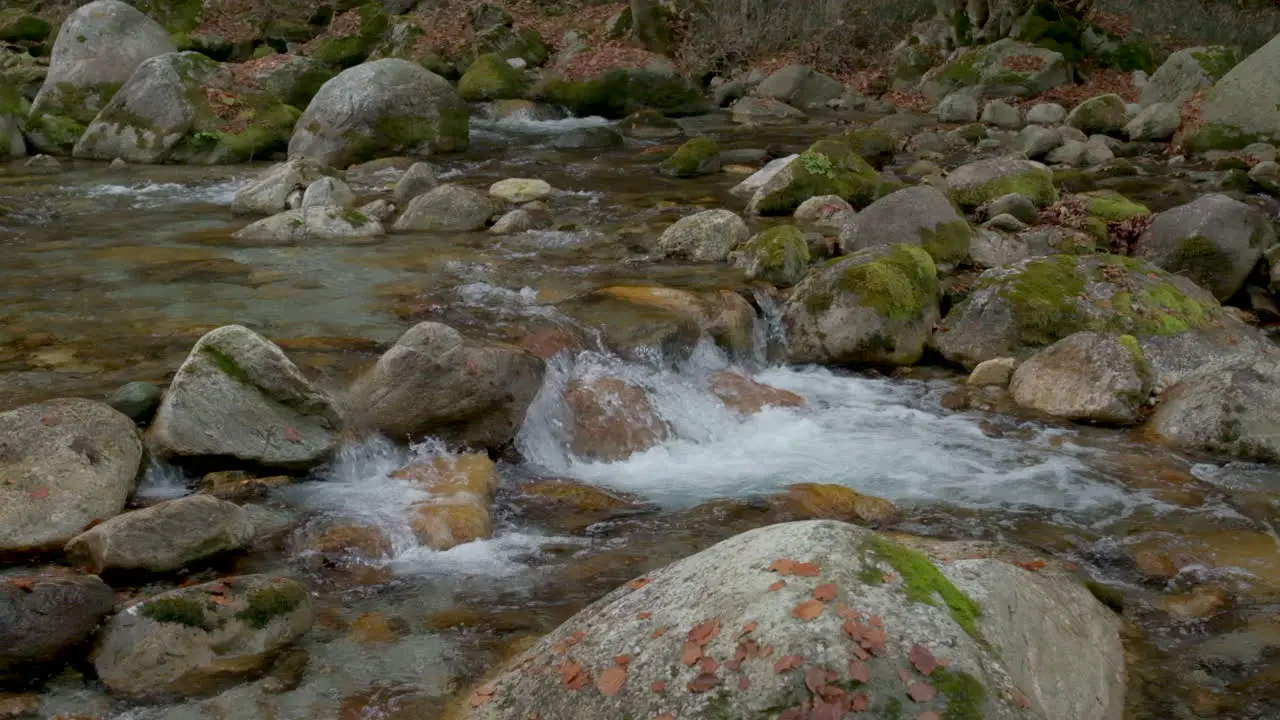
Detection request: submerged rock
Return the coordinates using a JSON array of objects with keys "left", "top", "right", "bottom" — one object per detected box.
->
[
  {"left": 839, "top": 185, "right": 970, "bottom": 265},
  {"left": 107, "top": 381, "right": 163, "bottom": 423},
  {"left": 93, "top": 575, "right": 314, "bottom": 699},
  {"left": 65, "top": 495, "right": 254, "bottom": 574},
  {"left": 561, "top": 286, "right": 757, "bottom": 360},
  {"left": 489, "top": 177, "right": 552, "bottom": 203},
  {"left": 1, "top": 575, "right": 116, "bottom": 684},
  {"left": 729, "top": 96, "right": 806, "bottom": 125},
  {"left": 784, "top": 244, "right": 940, "bottom": 366},
  {"left": 348, "top": 322, "right": 544, "bottom": 450},
  {"left": 148, "top": 325, "right": 341, "bottom": 471},
  {"left": 1138, "top": 193, "right": 1275, "bottom": 301},
  {"left": 774, "top": 483, "right": 896, "bottom": 525},
  {"left": 0, "top": 399, "right": 142, "bottom": 553},
  {"left": 656, "top": 209, "right": 749, "bottom": 262},
  {"left": 392, "top": 183, "right": 496, "bottom": 232},
  {"left": 393, "top": 161, "right": 438, "bottom": 206},
  {"left": 461, "top": 520, "right": 1124, "bottom": 720},
  {"left": 231, "top": 158, "right": 337, "bottom": 216},
  {"left": 232, "top": 206, "right": 386, "bottom": 244},
  {"left": 1009, "top": 331, "right": 1153, "bottom": 424}
]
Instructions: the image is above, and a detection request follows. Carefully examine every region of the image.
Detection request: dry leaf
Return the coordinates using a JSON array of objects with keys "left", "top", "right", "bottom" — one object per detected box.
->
[
  {"left": 614, "top": 655, "right": 632, "bottom": 666},
  {"left": 637, "top": 612, "right": 653, "bottom": 620},
  {"left": 909, "top": 644, "right": 939, "bottom": 676},
  {"left": 898, "top": 668, "right": 912, "bottom": 684},
  {"left": 681, "top": 641, "right": 702, "bottom": 666},
  {"left": 699, "top": 657, "right": 719, "bottom": 673},
  {"left": 768, "top": 580, "right": 787, "bottom": 592},
  {"left": 870, "top": 615, "right": 883, "bottom": 628},
  {"left": 28, "top": 487, "right": 49, "bottom": 500},
  {"left": 849, "top": 660, "right": 870, "bottom": 684},
  {"left": 284, "top": 426, "right": 301, "bottom": 443},
  {"left": 650, "top": 680, "right": 667, "bottom": 694},
  {"left": 1016, "top": 560, "right": 1048, "bottom": 572},
  {"left": 812, "top": 584, "right": 838, "bottom": 602},
  {"left": 850, "top": 692, "right": 871, "bottom": 711},
  {"left": 811, "top": 701, "right": 844, "bottom": 720},
  {"left": 469, "top": 684, "right": 495, "bottom": 707},
  {"left": 908, "top": 682, "right": 937, "bottom": 702},
  {"left": 792, "top": 562, "right": 820, "bottom": 577},
  {"left": 804, "top": 667, "right": 828, "bottom": 694},
  {"left": 738, "top": 675, "right": 750, "bottom": 690},
  {"left": 724, "top": 659, "right": 742, "bottom": 671},
  {"left": 687, "top": 673, "right": 720, "bottom": 693},
  {"left": 792, "top": 599, "right": 823, "bottom": 621},
  {"left": 626, "top": 577, "right": 652, "bottom": 590},
  {"left": 560, "top": 660, "right": 590, "bottom": 690},
  {"left": 759, "top": 645, "right": 775, "bottom": 657},
  {"left": 1012, "top": 689, "right": 1033, "bottom": 708},
  {"left": 774, "top": 655, "right": 805, "bottom": 673},
  {"left": 597, "top": 666, "right": 627, "bottom": 697},
  {"left": 10, "top": 578, "right": 35, "bottom": 592},
  {"left": 778, "top": 707, "right": 805, "bottom": 720},
  {"left": 768, "top": 558, "right": 797, "bottom": 575},
  {"left": 652, "top": 626, "right": 669, "bottom": 639},
  {"left": 687, "top": 619, "right": 721, "bottom": 646},
  {"left": 738, "top": 621, "right": 758, "bottom": 638}
]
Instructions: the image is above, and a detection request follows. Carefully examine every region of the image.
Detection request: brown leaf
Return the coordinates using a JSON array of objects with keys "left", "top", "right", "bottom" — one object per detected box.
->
[
  {"left": 614, "top": 655, "right": 632, "bottom": 666},
  {"left": 283, "top": 426, "right": 301, "bottom": 443},
  {"left": 804, "top": 667, "right": 828, "bottom": 694},
  {"left": 842, "top": 619, "right": 865, "bottom": 641},
  {"left": 650, "top": 680, "right": 667, "bottom": 694},
  {"left": 738, "top": 675, "right": 750, "bottom": 690},
  {"left": 681, "top": 641, "right": 702, "bottom": 666},
  {"left": 637, "top": 612, "right": 652, "bottom": 620},
  {"left": 1012, "top": 689, "right": 1033, "bottom": 708},
  {"left": 835, "top": 604, "right": 860, "bottom": 621},
  {"left": 210, "top": 595, "right": 232, "bottom": 606},
  {"left": 909, "top": 644, "right": 939, "bottom": 676},
  {"left": 651, "top": 626, "right": 669, "bottom": 639},
  {"left": 792, "top": 562, "right": 820, "bottom": 577},
  {"left": 791, "top": 599, "right": 824, "bottom": 621},
  {"left": 560, "top": 660, "right": 590, "bottom": 690},
  {"left": 737, "top": 621, "right": 758, "bottom": 638},
  {"left": 28, "top": 486, "right": 49, "bottom": 500},
  {"left": 850, "top": 692, "right": 871, "bottom": 711},
  {"left": 469, "top": 684, "right": 495, "bottom": 707},
  {"left": 699, "top": 657, "right": 719, "bottom": 674},
  {"left": 626, "top": 577, "right": 651, "bottom": 590},
  {"left": 768, "top": 580, "right": 787, "bottom": 592},
  {"left": 810, "top": 701, "right": 843, "bottom": 720},
  {"left": 1016, "top": 559, "right": 1048, "bottom": 572},
  {"left": 724, "top": 658, "right": 741, "bottom": 671},
  {"left": 869, "top": 615, "right": 883, "bottom": 628},
  {"left": 10, "top": 578, "right": 36, "bottom": 592},
  {"left": 687, "top": 673, "right": 720, "bottom": 693},
  {"left": 597, "top": 665, "right": 627, "bottom": 697},
  {"left": 655, "top": 715, "right": 675, "bottom": 720},
  {"left": 849, "top": 660, "right": 870, "bottom": 684},
  {"left": 812, "top": 584, "right": 838, "bottom": 602},
  {"left": 908, "top": 682, "right": 937, "bottom": 703},
  {"left": 759, "top": 645, "right": 775, "bottom": 657},
  {"left": 768, "top": 558, "right": 797, "bottom": 575},
  {"left": 774, "top": 655, "right": 805, "bottom": 673},
  {"left": 40, "top": 414, "right": 59, "bottom": 426},
  {"left": 687, "top": 618, "right": 721, "bottom": 646}
]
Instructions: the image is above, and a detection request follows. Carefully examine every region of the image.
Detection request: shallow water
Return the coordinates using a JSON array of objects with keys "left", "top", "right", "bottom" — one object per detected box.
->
[{"left": 3, "top": 113, "right": 1279, "bottom": 719}]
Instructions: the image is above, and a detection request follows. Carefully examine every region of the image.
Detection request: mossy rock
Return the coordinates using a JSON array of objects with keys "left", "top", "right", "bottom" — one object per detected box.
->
[
  {"left": 732, "top": 225, "right": 811, "bottom": 287},
  {"left": 947, "top": 156, "right": 1058, "bottom": 210},
  {"left": 844, "top": 126, "right": 896, "bottom": 169},
  {"left": 538, "top": 67, "right": 705, "bottom": 119},
  {"left": 749, "top": 135, "right": 882, "bottom": 216},
  {"left": 171, "top": 102, "right": 300, "bottom": 164},
  {"left": 130, "top": 0, "right": 204, "bottom": 34},
  {"left": 23, "top": 111, "right": 86, "bottom": 155},
  {"left": 311, "top": 4, "right": 388, "bottom": 68},
  {"left": 921, "top": 38, "right": 1069, "bottom": 102},
  {"left": 467, "top": 24, "right": 549, "bottom": 67},
  {"left": 659, "top": 136, "right": 720, "bottom": 177},
  {"left": 458, "top": 53, "right": 528, "bottom": 101},
  {"left": 1075, "top": 189, "right": 1149, "bottom": 240},
  {"left": 0, "top": 9, "right": 51, "bottom": 42}
]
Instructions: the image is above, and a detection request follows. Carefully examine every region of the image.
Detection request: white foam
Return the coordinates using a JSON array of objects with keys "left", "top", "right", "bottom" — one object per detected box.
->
[
  {"left": 134, "top": 460, "right": 193, "bottom": 501},
  {"left": 473, "top": 113, "right": 612, "bottom": 136},
  {"left": 75, "top": 178, "right": 243, "bottom": 208}
]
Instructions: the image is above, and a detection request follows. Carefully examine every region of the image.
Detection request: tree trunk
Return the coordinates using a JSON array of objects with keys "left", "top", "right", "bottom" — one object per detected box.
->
[{"left": 631, "top": 0, "right": 672, "bottom": 55}]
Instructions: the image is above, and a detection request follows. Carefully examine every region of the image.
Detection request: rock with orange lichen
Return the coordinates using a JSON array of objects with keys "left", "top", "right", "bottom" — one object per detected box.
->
[
  {"left": 563, "top": 376, "right": 669, "bottom": 462},
  {"left": 397, "top": 453, "right": 500, "bottom": 551},
  {"left": 709, "top": 371, "right": 806, "bottom": 416},
  {"left": 775, "top": 483, "right": 897, "bottom": 525}
]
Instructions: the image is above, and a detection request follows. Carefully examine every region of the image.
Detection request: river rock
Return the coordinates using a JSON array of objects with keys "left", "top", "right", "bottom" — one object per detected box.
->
[
  {"left": 969, "top": 227, "right": 1029, "bottom": 267},
  {"left": 967, "top": 357, "right": 1017, "bottom": 386},
  {"left": 148, "top": 325, "right": 341, "bottom": 471},
  {"left": 564, "top": 377, "right": 669, "bottom": 462},
  {"left": 981, "top": 99, "right": 1022, "bottom": 129},
  {"left": 754, "top": 64, "right": 845, "bottom": 111},
  {"left": 549, "top": 125, "right": 623, "bottom": 150},
  {"left": 1026, "top": 102, "right": 1067, "bottom": 125},
  {"left": 460, "top": 520, "right": 1124, "bottom": 720},
  {"left": 774, "top": 483, "right": 896, "bottom": 524},
  {"left": 932, "top": 254, "right": 1249, "bottom": 371},
  {"left": 1140, "top": 46, "right": 1239, "bottom": 107},
  {"left": 25, "top": 0, "right": 175, "bottom": 154},
  {"left": 659, "top": 137, "right": 720, "bottom": 178},
  {"left": 839, "top": 185, "right": 970, "bottom": 265},
  {"left": 347, "top": 321, "right": 544, "bottom": 449},
  {"left": 107, "top": 380, "right": 163, "bottom": 423},
  {"left": 1018, "top": 124, "right": 1063, "bottom": 159},
  {"left": 746, "top": 136, "right": 882, "bottom": 215},
  {"left": 1138, "top": 193, "right": 1274, "bottom": 301},
  {"left": 231, "top": 158, "right": 337, "bottom": 216},
  {"left": 729, "top": 96, "right": 806, "bottom": 125},
  {"left": 936, "top": 89, "right": 979, "bottom": 123},
  {"left": 0, "top": 398, "right": 143, "bottom": 553},
  {"left": 1009, "top": 332, "right": 1153, "bottom": 424},
  {"left": 729, "top": 154, "right": 796, "bottom": 198},
  {"left": 395, "top": 453, "right": 499, "bottom": 550},
  {"left": 946, "top": 155, "right": 1057, "bottom": 210},
  {"left": 458, "top": 53, "right": 528, "bottom": 101},
  {"left": 656, "top": 208, "right": 749, "bottom": 262},
  {"left": 289, "top": 59, "right": 469, "bottom": 168},
  {"left": 1, "top": 575, "right": 116, "bottom": 683},
  {"left": 92, "top": 575, "right": 314, "bottom": 699},
  {"left": 1149, "top": 355, "right": 1280, "bottom": 462},
  {"left": 0, "top": 78, "right": 26, "bottom": 159},
  {"left": 489, "top": 177, "right": 552, "bottom": 203},
  {"left": 708, "top": 371, "right": 805, "bottom": 416},
  {"left": 784, "top": 244, "right": 939, "bottom": 366},
  {"left": 1125, "top": 102, "right": 1180, "bottom": 141},
  {"left": 392, "top": 161, "right": 438, "bottom": 206},
  {"left": 730, "top": 225, "right": 811, "bottom": 287},
  {"left": 988, "top": 193, "right": 1039, "bottom": 225},
  {"left": 232, "top": 206, "right": 385, "bottom": 244},
  {"left": 921, "top": 39, "right": 1069, "bottom": 102},
  {"left": 65, "top": 495, "right": 254, "bottom": 574},
  {"left": 300, "top": 176, "right": 355, "bottom": 208},
  {"left": 793, "top": 194, "right": 855, "bottom": 232},
  {"left": 1065, "top": 94, "right": 1128, "bottom": 135},
  {"left": 392, "top": 183, "right": 496, "bottom": 232},
  {"left": 490, "top": 208, "right": 532, "bottom": 234},
  {"left": 1251, "top": 160, "right": 1280, "bottom": 194},
  {"left": 563, "top": 286, "right": 757, "bottom": 360},
  {"left": 1182, "top": 34, "right": 1280, "bottom": 150}
]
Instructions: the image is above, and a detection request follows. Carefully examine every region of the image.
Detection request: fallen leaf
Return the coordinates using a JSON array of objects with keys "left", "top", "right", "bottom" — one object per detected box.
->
[
  {"left": 614, "top": 655, "right": 632, "bottom": 666},
  {"left": 778, "top": 707, "right": 805, "bottom": 720},
  {"left": 626, "top": 577, "right": 652, "bottom": 590},
  {"left": 724, "top": 659, "right": 741, "bottom": 671},
  {"left": 908, "top": 682, "right": 937, "bottom": 702},
  {"left": 861, "top": 627, "right": 889, "bottom": 656},
  {"left": 687, "top": 673, "right": 720, "bottom": 693},
  {"left": 760, "top": 645, "right": 775, "bottom": 657},
  {"left": 10, "top": 578, "right": 35, "bottom": 592},
  {"left": 738, "top": 675, "right": 750, "bottom": 690},
  {"left": 637, "top": 612, "right": 653, "bottom": 620},
  {"left": 804, "top": 667, "right": 829, "bottom": 694},
  {"left": 852, "top": 645, "right": 871, "bottom": 660},
  {"left": 650, "top": 680, "right": 667, "bottom": 694},
  {"left": 699, "top": 657, "right": 719, "bottom": 673},
  {"left": 835, "top": 604, "right": 859, "bottom": 620},
  {"left": 792, "top": 562, "right": 820, "bottom": 577},
  {"left": 811, "top": 701, "right": 843, "bottom": 720},
  {"left": 688, "top": 619, "right": 721, "bottom": 646},
  {"left": 791, "top": 599, "right": 824, "bottom": 621},
  {"left": 560, "top": 660, "right": 590, "bottom": 690},
  {"left": 597, "top": 665, "right": 627, "bottom": 697},
  {"left": 28, "top": 486, "right": 49, "bottom": 500},
  {"left": 651, "top": 626, "right": 669, "bottom": 639},
  {"left": 655, "top": 715, "right": 675, "bottom": 720},
  {"left": 774, "top": 655, "right": 805, "bottom": 673},
  {"left": 738, "top": 621, "right": 758, "bottom": 638},
  {"left": 735, "top": 639, "right": 760, "bottom": 662},
  {"left": 850, "top": 692, "right": 871, "bottom": 711},
  {"left": 1062, "top": 561, "right": 1080, "bottom": 571},
  {"left": 469, "top": 684, "right": 495, "bottom": 707},
  {"left": 813, "top": 584, "right": 838, "bottom": 602},
  {"left": 849, "top": 660, "right": 870, "bottom": 683},
  {"left": 1017, "top": 559, "right": 1048, "bottom": 572},
  {"left": 882, "top": 573, "right": 897, "bottom": 583},
  {"left": 283, "top": 426, "right": 301, "bottom": 443},
  {"left": 681, "top": 641, "right": 702, "bottom": 666},
  {"left": 210, "top": 595, "right": 232, "bottom": 606},
  {"left": 843, "top": 619, "right": 865, "bottom": 641},
  {"left": 768, "top": 558, "right": 797, "bottom": 575},
  {"left": 768, "top": 580, "right": 787, "bottom": 592},
  {"left": 870, "top": 615, "right": 883, "bottom": 628},
  {"left": 909, "top": 644, "right": 939, "bottom": 676}
]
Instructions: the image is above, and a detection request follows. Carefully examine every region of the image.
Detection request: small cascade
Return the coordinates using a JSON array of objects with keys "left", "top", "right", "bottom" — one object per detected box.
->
[{"left": 749, "top": 285, "right": 788, "bottom": 366}]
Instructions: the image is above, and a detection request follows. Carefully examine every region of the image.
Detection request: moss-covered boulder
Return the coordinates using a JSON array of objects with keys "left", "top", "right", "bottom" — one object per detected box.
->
[
  {"left": 932, "top": 254, "right": 1244, "bottom": 371},
  {"left": 538, "top": 66, "right": 705, "bottom": 119},
  {"left": 845, "top": 125, "right": 897, "bottom": 168},
  {"left": 308, "top": 4, "right": 388, "bottom": 69},
  {"left": 1149, "top": 355, "right": 1280, "bottom": 463},
  {"left": 784, "top": 244, "right": 939, "bottom": 366},
  {"left": 839, "top": 185, "right": 971, "bottom": 266},
  {"left": 1181, "top": 34, "right": 1280, "bottom": 151},
  {"left": 746, "top": 135, "right": 884, "bottom": 215},
  {"left": 920, "top": 39, "right": 1069, "bottom": 103},
  {"left": 25, "top": 0, "right": 176, "bottom": 154},
  {"left": 947, "top": 155, "right": 1057, "bottom": 210},
  {"left": 1009, "top": 331, "right": 1154, "bottom": 425},
  {"left": 458, "top": 53, "right": 528, "bottom": 101},
  {"left": 466, "top": 24, "right": 549, "bottom": 68},
  {"left": 1065, "top": 94, "right": 1128, "bottom": 135},
  {"left": 730, "top": 225, "right": 811, "bottom": 287},
  {"left": 93, "top": 575, "right": 314, "bottom": 699},
  {"left": 617, "top": 108, "right": 682, "bottom": 138},
  {"left": 369, "top": 19, "right": 458, "bottom": 80},
  {"left": 1140, "top": 46, "right": 1240, "bottom": 107},
  {"left": 290, "top": 58, "right": 469, "bottom": 168},
  {"left": 659, "top": 136, "right": 720, "bottom": 177},
  {"left": 248, "top": 54, "right": 336, "bottom": 110},
  {"left": 1138, "top": 193, "right": 1274, "bottom": 301},
  {"left": 1048, "top": 190, "right": 1151, "bottom": 244},
  {"left": 0, "top": 9, "right": 51, "bottom": 43}
]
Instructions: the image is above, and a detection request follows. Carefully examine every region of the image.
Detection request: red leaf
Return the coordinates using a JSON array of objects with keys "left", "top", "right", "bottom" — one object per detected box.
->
[
  {"left": 650, "top": 680, "right": 667, "bottom": 694},
  {"left": 910, "top": 644, "right": 939, "bottom": 676},
  {"left": 28, "top": 486, "right": 49, "bottom": 500},
  {"left": 759, "top": 645, "right": 775, "bottom": 657},
  {"left": 560, "top": 660, "right": 590, "bottom": 690},
  {"left": 812, "top": 583, "right": 838, "bottom": 602},
  {"left": 1012, "top": 689, "right": 1033, "bottom": 708},
  {"left": 835, "top": 604, "right": 860, "bottom": 620},
  {"left": 637, "top": 612, "right": 652, "bottom": 620},
  {"left": 681, "top": 641, "right": 702, "bottom": 666},
  {"left": 792, "top": 562, "right": 820, "bottom": 577},
  {"left": 688, "top": 618, "right": 721, "bottom": 646},
  {"left": 870, "top": 615, "right": 883, "bottom": 628},
  {"left": 849, "top": 660, "right": 870, "bottom": 684},
  {"left": 791, "top": 599, "right": 824, "bottom": 621},
  {"left": 774, "top": 655, "right": 805, "bottom": 673},
  {"left": 284, "top": 426, "right": 301, "bottom": 443},
  {"left": 768, "top": 580, "right": 787, "bottom": 591},
  {"left": 738, "top": 621, "right": 758, "bottom": 638},
  {"left": 687, "top": 673, "right": 720, "bottom": 693},
  {"left": 811, "top": 701, "right": 844, "bottom": 720},
  {"left": 626, "top": 577, "right": 652, "bottom": 590},
  {"left": 778, "top": 708, "right": 805, "bottom": 720},
  {"left": 738, "top": 675, "right": 750, "bottom": 690},
  {"left": 469, "top": 684, "right": 495, "bottom": 707},
  {"left": 908, "top": 682, "right": 937, "bottom": 702},
  {"left": 1017, "top": 559, "right": 1048, "bottom": 572},
  {"left": 850, "top": 692, "right": 871, "bottom": 711},
  {"left": 724, "top": 659, "right": 741, "bottom": 671},
  {"left": 768, "top": 558, "right": 796, "bottom": 575},
  {"left": 597, "top": 665, "right": 627, "bottom": 696},
  {"left": 804, "top": 667, "right": 829, "bottom": 694},
  {"left": 613, "top": 655, "right": 632, "bottom": 666},
  {"left": 699, "top": 657, "right": 719, "bottom": 674}
]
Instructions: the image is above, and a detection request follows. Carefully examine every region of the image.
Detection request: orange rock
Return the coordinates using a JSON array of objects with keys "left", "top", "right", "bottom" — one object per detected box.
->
[
  {"left": 521, "top": 480, "right": 635, "bottom": 512},
  {"left": 1158, "top": 584, "right": 1230, "bottom": 620},
  {"left": 308, "top": 525, "right": 392, "bottom": 561},
  {"left": 777, "top": 483, "right": 898, "bottom": 525},
  {"left": 410, "top": 502, "right": 493, "bottom": 551},
  {"left": 709, "top": 371, "right": 805, "bottom": 416},
  {"left": 392, "top": 453, "right": 499, "bottom": 499},
  {"left": 348, "top": 612, "right": 401, "bottom": 644},
  {"left": 564, "top": 377, "right": 669, "bottom": 462}
]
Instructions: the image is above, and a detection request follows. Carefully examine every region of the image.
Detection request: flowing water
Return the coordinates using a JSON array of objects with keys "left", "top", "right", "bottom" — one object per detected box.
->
[{"left": 2, "top": 112, "right": 1278, "bottom": 719}]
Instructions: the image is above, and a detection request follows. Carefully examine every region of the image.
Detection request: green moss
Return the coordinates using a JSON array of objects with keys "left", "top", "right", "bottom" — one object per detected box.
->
[
  {"left": 1083, "top": 190, "right": 1149, "bottom": 221},
  {"left": 1085, "top": 580, "right": 1125, "bottom": 613},
  {"left": 937, "top": 50, "right": 981, "bottom": 87},
  {"left": 845, "top": 126, "right": 896, "bottom": 168},
  {"left": 881, "top": 695, "right": 905, "bottom": 720},
  {"left": 949, "top": 167, "right": 1057, "bottom": 210},
  {"left": 140, "top": 596, "right": 212, "bottom": 630},
  {"left": 994, "top": 255, "right": 1088, "bottom": 346},
  {"left": 857, "top": 561, "right": 885, "bottom": 586},
  {"left": 1134, "top": 280, "right": 1210, "bottom": 335},
  {"left": 312, "top": 4, "right": 388, "bottom": 68},
  {"left": 1191, "top": 47, "right": 1241, "bottom": 81},
  {"left": 742, "top": 225, "right": 810, "bottom": 286},
  {"left": 25, "top": 112, "right": 86, "bottom": 153},
  {"left": 0, "top": 80, "right": 23, "bottom": 117},
  {"left": 471, "top": 25, "right": 549, "bottom": 66},
  {"left": 341, "top": 207, "right": 370, "bottom": 225},
  {"left": 539, "top": 68, "right": 703, "bottom": 119},
  {"left": 919, "top": 218, "right": 972, "bottom": 265},
  {"left": 662, "top": 137, "right": 720, "bottom": 177},
  {"left": 0, "top": 9, "right": 51, "bottom": 42},
  {"left": 236, "top": 582, "right": 306, "bottom": 629},
  {"left": 932, "top": 668, "right": 986, "bottom": 720},
  {"left": 755, "top": 136, "right": 880, "bottom": 215},
  {"left": 838, "top": 245, "right": 938, "bottom": 321},
  {"left": 458, "top": 53, "right": 529, "bottom": 101},
  {"left": 1182, "top": 122, "right": 1270, "bottom": 153},
  {"left": 865, "top": 536, "right": 981, "bottom": 639}
]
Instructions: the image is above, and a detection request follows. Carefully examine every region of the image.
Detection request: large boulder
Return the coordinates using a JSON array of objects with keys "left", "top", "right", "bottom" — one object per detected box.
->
[
  {"left": 148, "top": 325, "right": 342, "bottom": 471},
  {"left": 745, "top": 135, "right": 883, "bottom": 215},
  {"left": 783, "top": 244, "right": 939, "bottom": 366},
  {"left": 24, "top": 0, "right": 175, "bottom": 154},
  {"left": 1148, "top": 355, "right": 1280, "bottom": 463},
  {"left": 1, "top": 575, "right": 116, "bottom": 683},
  {"left": 656, "top": 209, "right": 749, "bottom": 262},
  {"left": 392, "top": 183, "right": 496, "bottom": 232},
  {"left": 347, "top": 322, "right": 544, "bottom": 449},
  {"left": 659, "top": 137, "right": 720, "bottom": 178},
  {"left": 460, "top": 520, "right": 1124, "bottom": 720},
  {"left": 65, "top": 495, "right": 254, "bottom": 574},
  {"left": 92, "top": 575, "right": 314, "bottom": 699},
  {"left": 1009, "top": 331, "right": 1153, "bottom": 424},
  {"left": 1182, "top": 34, "right": 1280, "bottom": 150},
  {"left": 289, "top": 59, "right": 469, "bottom": 168},
  {"left": 0, "top": 398, "right": 143, "bottom": 553},
  {"left": 1140, "top": 46, "right": 1240, "bottom": 107},
  {"left": 232, "top": 205, "right": 386, "bottom": 244},
  {"left": 1065, "top": 94, "right": 1128, "bottom": 135},
  {"left": 920, "top": 39, "right": 1069, "bottom": 103},
  {"left": 932, "top": 254, "right": 1255, "bottom": 373},
  {"left": 1138, "top": 193, "right": 1275, "bottom": 301},
  {"left": 230, "top": 158, "right": 338, "bottom": 216},
  {"left": 753, "top": 64, "right": 846, "bottom": 111},
  {"left": 946, "top": 155, "right": 1057, "bottom": 210},
  {"left": 730, "top": 225, "right": 811, "bottom": 287},
  {"left": 839, "top": 185, "right": 971, "bottom": 265},
  {"left": 1124, "top": 102, "right": 1181, "bottom": 141}
]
